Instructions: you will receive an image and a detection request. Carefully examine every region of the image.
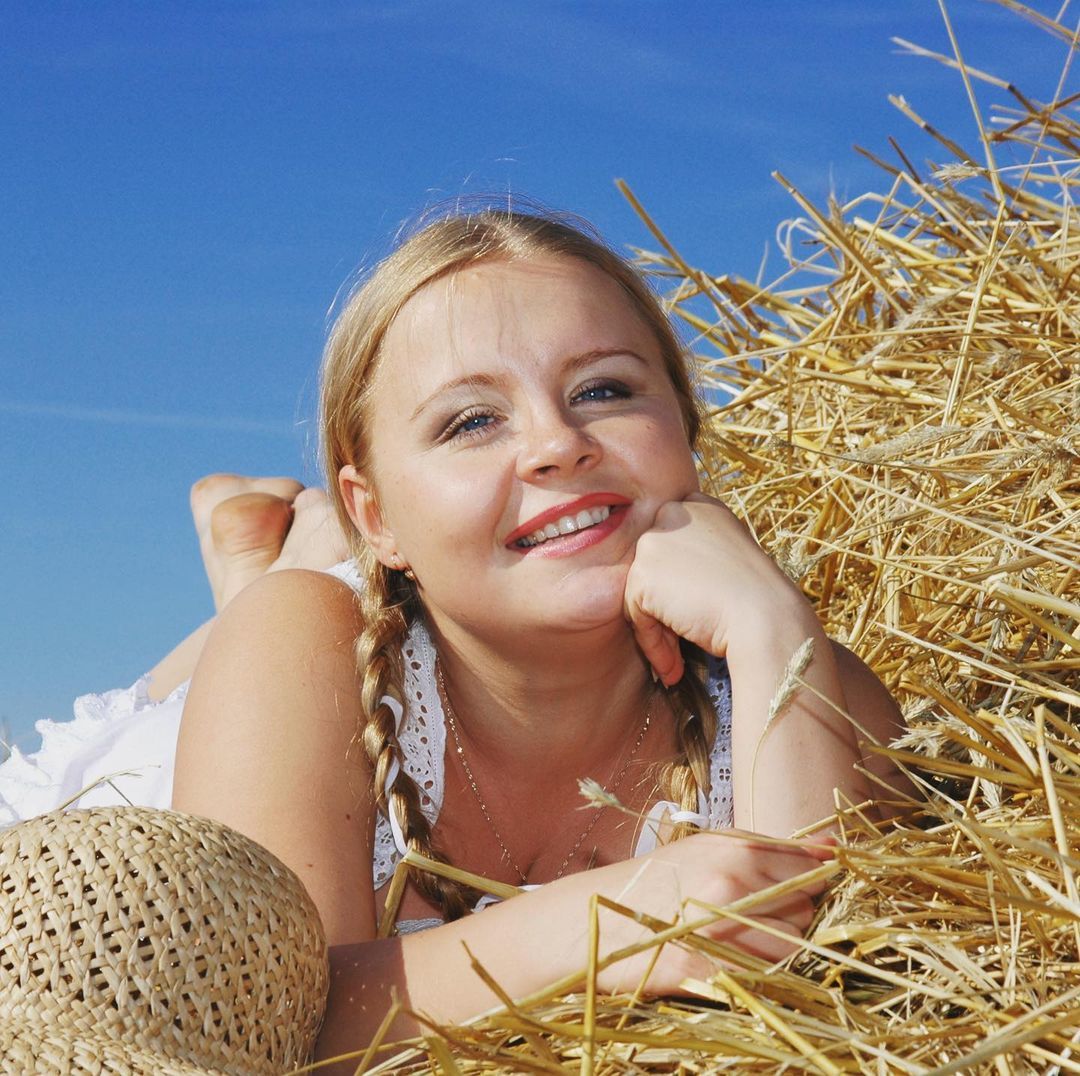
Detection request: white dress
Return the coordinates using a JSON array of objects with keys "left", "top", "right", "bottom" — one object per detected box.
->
[
  {"left": 0, "top": 675, "right": 185, "bottom": 825},
  {"left": 0, "top": 563, "right": 735, "bottom": 882}
]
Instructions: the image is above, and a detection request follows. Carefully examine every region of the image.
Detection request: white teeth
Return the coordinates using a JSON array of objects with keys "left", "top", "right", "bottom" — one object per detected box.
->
[{"left": 516, "top": 505, "right": 613, "bottom": 548}]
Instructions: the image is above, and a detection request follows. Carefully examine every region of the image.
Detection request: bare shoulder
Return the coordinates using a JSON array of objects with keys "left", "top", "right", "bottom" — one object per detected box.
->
[
  {"left": 201, "top": 567, "right": 363, "bottom": 661},
  {"left": 173, "top": 568, "right": 374, "bottom": 945},
  {"left": 178, "top": 568, "right": 365, "bottom": 743}
]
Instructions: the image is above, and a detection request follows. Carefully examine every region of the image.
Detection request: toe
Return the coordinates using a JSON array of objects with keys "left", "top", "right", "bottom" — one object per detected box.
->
[
  {"left": 292, "top": 487, "right": 329, "bottom": 512},
  {"left": 190, "top": 473, "right": 246, "bottom": 525},
  {"left": 191, "top": 474, "right": 305, "bottom": 529}
]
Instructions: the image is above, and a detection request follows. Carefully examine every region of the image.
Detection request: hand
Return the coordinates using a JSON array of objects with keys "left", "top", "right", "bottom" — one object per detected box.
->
[
  {"left": 594, "top": 831, "right": 835, "bottom": 995},
  {"left": 624, "top": 493, "right": 811, "bottom": 685}
]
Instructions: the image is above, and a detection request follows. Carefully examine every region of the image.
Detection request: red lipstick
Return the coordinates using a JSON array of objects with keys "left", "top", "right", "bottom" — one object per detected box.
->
[{"left": 505, "top": 493, "right": 631, "bottom": 548}]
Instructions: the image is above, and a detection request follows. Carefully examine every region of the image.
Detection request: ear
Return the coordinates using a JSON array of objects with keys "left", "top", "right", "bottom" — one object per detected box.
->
[{"left": 338, "top": 464, "right": 400, "bottom": 569}]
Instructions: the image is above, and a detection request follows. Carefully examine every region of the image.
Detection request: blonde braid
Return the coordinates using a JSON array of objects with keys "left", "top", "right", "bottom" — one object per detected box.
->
[
  {"left": 318, "top": 206, "right": 716, "bottom": 906},
  {"left": 353, "top": 547, "right": 479, "bottom": 921},
  {"left": 661, "top": 653, "right": 718, "bottom": 842}
]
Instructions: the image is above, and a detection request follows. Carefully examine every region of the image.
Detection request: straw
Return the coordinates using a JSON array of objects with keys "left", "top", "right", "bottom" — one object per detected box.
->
[{"left": 322, "top": 2, "right": 1079, "bottom": 1069}]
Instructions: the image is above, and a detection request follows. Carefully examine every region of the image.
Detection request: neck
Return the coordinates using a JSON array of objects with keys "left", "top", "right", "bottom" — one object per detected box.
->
[{"left": 424, "top": 612, "right": 657, "bottom": 774}]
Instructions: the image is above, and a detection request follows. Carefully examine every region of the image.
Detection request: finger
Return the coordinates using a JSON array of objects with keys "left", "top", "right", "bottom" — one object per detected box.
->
[
  {"left": 625, "top": 596, "right": 684, "bottom": 686},
  {"left": 696, "top": 916, "right": 806, "bottom": 964},
  {"left": 726, "top": 834, "right": 837, "bottom": 878},
  {"left": 730, "top": 886, "right": 818, "bottom": 924},
  {"left": 684, "top": 490, "right": 723, "bottom": 507},
  {"left": 727, "top": 916, "right": 811, "bottom": 963},
  {"left": 799, "top": 835, "right": 839, "bottom": 861},
  {"left": 735, "top": 862, "right": 830, "bottom": 910}
]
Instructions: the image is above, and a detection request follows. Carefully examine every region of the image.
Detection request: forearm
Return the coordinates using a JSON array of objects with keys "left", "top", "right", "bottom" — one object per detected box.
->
[
  {"left": 729, "top": 603, "right": 868, "bottom": 835},
  {"left": 316, "top": 851, "right": 713, "bottom": 1064},
  {"left": 318, "top": 880, "right": 614, "bottom": 1062}
]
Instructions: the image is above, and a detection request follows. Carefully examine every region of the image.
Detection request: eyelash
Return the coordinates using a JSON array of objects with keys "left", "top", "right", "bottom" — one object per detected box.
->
[
  {"left": 573, "top": 378, "right": 631, "bottom": 404},
  {"left": 441, "top": 379, "right": 633, "bottom": 442},
  {"left": 443, "top": 407, "right": 496, "bottom": 441}
]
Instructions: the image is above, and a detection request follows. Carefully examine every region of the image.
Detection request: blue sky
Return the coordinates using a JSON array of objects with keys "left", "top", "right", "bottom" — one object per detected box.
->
[{"left": 0, "top": 1, "right": 1071, "bottom": 746}]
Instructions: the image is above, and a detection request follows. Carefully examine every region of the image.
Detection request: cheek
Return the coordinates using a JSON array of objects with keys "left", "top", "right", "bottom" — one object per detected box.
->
[
  {"left": 660, "top": 407, "right": 701, "bottom": 492},
  {"left": 384, "top": 464, "right": 510, "bottom": 561},
  {"left": 627, "top": 415, "right": 699, "bottom": 494}
]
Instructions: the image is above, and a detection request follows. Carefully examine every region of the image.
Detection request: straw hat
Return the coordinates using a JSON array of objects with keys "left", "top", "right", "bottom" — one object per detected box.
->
[
  {"left": 0, "top": 807, "right": 329, "bottom": 1074},
  {"left": 0, "top": 1017, "right": 221, "bottom": 1075}
]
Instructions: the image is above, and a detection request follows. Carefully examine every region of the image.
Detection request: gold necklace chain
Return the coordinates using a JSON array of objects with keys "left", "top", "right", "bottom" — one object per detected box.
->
[{"left": 437, "top": 662, "right": 653, "bottom": 884}]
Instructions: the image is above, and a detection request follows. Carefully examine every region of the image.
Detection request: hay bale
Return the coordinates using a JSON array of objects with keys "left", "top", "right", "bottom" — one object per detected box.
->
[{"left": 362, "top": 5, "right": 1079, "bottom": 1071}]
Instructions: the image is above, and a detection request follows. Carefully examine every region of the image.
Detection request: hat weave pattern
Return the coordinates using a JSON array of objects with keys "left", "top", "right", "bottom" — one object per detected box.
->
[
  {"left": 0, "top": 807, "right": 328, "bottom": 1074},
  {"left": 0, "top": 1017, "right": 222, "bottom": 1075}
]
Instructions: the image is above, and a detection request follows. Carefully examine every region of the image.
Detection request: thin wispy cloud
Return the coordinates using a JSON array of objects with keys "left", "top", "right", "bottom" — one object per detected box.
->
[{"left": 0, "top": 399, "right": 296, "bottom": 436}]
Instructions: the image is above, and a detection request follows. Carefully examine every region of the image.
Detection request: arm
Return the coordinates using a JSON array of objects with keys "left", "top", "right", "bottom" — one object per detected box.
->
[
  {"left": 728, "top": 598, "right": 860, "bottom": 833},
  {"left": 170, "top": 570, "right": 830, "bottom": 1061},
  {"left": 624, "top": 494, "right": 904, "bottom": 836},
  {"left": 831, "top": 640, "right": 916, "bottom": 809},
  {"left": 319, "top": 833, "right": 830, "bottom": 1062},
  {"left": 172, "top": 569, "right": 375, "bottom": 946}
]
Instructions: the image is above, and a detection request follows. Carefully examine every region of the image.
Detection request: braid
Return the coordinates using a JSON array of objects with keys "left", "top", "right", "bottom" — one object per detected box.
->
[
  {"left": 661, "top": 649, "right": 717, "bottom": 842},
  {"left": 353, "top": 547, "right": 479, "bottom": 921}
]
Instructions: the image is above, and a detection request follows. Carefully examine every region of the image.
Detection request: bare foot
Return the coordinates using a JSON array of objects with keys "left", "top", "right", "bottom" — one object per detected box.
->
[
  {"left": 146, "top": 480, "right": 351, "bottom": 700},
  {"left": 190, "top": 474, "right": 304, "bottom": 610},
  {"left": 210, "top": 488, "right": 350, "bottom": 609},
  {"left": 210, "top": 493, "right": 297, "bottom": 609},
  {"left": 266, "top": 487, "right": 350, "bottom": 576}
]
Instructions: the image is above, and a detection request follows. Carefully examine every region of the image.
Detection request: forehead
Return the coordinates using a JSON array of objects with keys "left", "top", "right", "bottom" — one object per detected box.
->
[{"left": 373, "top": 255, "right": 658, "bottom": 396}]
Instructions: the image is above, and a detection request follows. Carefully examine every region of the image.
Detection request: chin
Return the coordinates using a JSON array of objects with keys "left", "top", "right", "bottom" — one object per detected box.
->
[{"left": 548, "top": 566, "right": 630, "bottom": 634}]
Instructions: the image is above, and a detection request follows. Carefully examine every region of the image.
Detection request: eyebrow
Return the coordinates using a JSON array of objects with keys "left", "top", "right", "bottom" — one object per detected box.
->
[{"left": 409, "top": 347, "right": 650, "bottom": 421}]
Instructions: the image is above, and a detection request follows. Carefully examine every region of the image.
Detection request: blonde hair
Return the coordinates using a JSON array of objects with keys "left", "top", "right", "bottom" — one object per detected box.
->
[{"left": 320, "top": 207, "right": 715, "bottom": 919}]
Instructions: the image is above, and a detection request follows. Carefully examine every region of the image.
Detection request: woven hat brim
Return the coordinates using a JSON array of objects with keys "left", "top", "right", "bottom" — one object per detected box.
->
[{"left": 0, "top": 1014, "right": 223, "bottom": 1075}]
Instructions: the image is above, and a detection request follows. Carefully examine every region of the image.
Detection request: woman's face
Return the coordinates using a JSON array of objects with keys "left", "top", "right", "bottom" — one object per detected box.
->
[{"left": 343, "top": 254, "right": 700, "bottom": 641}]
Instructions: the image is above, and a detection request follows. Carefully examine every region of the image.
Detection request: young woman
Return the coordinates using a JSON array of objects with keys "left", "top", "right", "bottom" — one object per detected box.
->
[{"left": 167, "top": 208, "right": 904, "bottom": 1061}]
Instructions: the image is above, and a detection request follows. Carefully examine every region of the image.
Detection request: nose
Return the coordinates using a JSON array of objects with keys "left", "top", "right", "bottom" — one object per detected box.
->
[{"left": 516, "top": 404, "right": 602, "bottom": 481}]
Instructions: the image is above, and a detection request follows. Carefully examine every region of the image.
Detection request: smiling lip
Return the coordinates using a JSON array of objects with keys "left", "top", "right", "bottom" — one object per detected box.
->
[{"left": 505, "top": 493, "right": 632, "bottom": 549}]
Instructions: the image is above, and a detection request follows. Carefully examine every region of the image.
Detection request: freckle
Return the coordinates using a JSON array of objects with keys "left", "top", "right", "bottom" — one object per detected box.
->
[
  {"left": 306, "top": 862, "right": 314, "bottom": 868},
  {"left": 345, "top": 813, "right": 352, "bottom": 821}
]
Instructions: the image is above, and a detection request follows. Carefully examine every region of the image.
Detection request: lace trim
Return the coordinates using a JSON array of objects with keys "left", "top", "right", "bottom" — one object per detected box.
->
[
  {"left": 372, "top": 622, "right": 735, "bottom": 888},
  {"left": 705, "top": 652, "right": 734, "bottom": 828},
  {"left": 372, "top": 619, "right": 446, "bottom": 887},
  {"left": 0, "top": 676, "right": 188, "bottom": 827}
]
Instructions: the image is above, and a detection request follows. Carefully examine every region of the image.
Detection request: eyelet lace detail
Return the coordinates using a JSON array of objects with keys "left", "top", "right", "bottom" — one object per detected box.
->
[
  {"left": 704, "top": 653, "right": 734, "bottom": 828},
  {"left": 372, "top": 619, "right": 735, "bottom": 888},
  {"left": 372, "top": 618, "right": 445, "bottom": 888}
]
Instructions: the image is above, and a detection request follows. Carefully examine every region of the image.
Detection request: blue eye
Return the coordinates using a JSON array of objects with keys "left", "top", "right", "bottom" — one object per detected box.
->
[
  {"left": 444, "top": 408, "right": 496, "bottom": 440},
  {"left": 574, "top": 380, "right": 630, "bottom": 403}
]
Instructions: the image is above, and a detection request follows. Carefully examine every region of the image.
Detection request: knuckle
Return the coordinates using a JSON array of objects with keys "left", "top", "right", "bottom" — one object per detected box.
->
[
  {"left": 633, "top": 528, "right": 662, "bottom": 562},
  {"left": 663, "top": 946, "right": 709, "bottom": 986},
  {"left": 653, "top": 501, "right": 685, "bottom": 529}
]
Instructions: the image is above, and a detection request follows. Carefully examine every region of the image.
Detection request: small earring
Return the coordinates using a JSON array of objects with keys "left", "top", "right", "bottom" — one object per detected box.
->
[{"left": 390, "top": 553, "right": 416, "bottom": 582}]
